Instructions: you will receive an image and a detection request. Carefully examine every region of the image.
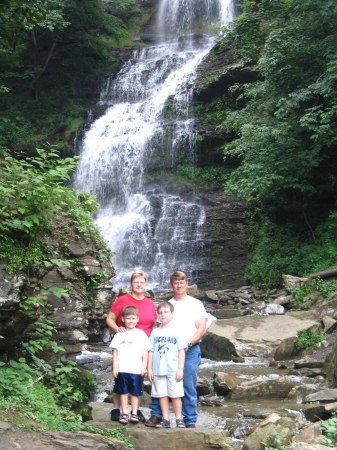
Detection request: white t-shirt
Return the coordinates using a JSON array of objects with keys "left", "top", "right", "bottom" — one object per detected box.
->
[
  {"left": 109, "top": 328, "right": 151, "bottom": 374},
  {"left": 169, "top": 295, "right": 208, "bottom": 343}
]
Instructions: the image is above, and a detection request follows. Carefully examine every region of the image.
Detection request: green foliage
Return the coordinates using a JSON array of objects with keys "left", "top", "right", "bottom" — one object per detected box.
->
[
  {"left": 245, "top": 211, "right": 337, "bottom": 288},
  {"left": 0, "top": 380, "right": 134, "bottom": 448},
  {"left": 85, "top": 271, "right": 109, "bottom": 290},
  {"left": 245, "top": 221, "right": 306, "bottom": 287},
  {"left": 0, "top": 0, "right": 141, "bottom": 153},
  {"left": 290, "top": 278, "right": 337, "bottom": 310},
  {"left": 320, "top": 414, "right": 337, "bottom": 448},
  {"left": 0, "top": 147, "right": 78, "bottom": 237},
  {"left": 222, "top": 0, "right": 337, "bottom": 210},
  {"left": 177, "top": 165, "right": 231, "bottom": 185},
  {"left": 295, "top": 329, "right": 327, "bottom": 350},
  {"left": 0, "top": 147, "right": 111, "bottom": 271},
  {"left": 291, "top": 284, "right": 317, "bottom": 311},
  {"left": 210, "top": 0, "right": 337, "bottom": 286}
]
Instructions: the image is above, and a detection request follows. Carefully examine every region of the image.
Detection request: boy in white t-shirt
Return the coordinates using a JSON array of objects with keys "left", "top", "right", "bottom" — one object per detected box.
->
[
  {"left": 110, "top": 306, "right": 151, "bottom": 425},
  {"left": 148, "top": 301, "right": 187, "bottom": 428}
]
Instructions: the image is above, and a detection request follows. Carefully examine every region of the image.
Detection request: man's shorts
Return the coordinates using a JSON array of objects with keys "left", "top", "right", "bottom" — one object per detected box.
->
[
  {"left": 151, "top": 375, "right": 184, "bottom": 398},
  {"left": 113, "top": 372, "right": 143, "bottom": 397}
]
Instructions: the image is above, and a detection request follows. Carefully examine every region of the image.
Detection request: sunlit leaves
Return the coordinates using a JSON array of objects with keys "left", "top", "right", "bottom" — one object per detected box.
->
[{"left": 0, "top": 147, "right": 78, "bottom": 237}]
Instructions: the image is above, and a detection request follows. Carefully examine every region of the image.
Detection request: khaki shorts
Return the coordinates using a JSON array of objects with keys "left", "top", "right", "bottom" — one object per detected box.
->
[{"left": 151, "top": 375, "right": 184, "bottom": 398}]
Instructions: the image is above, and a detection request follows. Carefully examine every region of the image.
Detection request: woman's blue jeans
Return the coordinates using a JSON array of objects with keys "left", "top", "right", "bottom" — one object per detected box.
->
[{"left": 150, "top": 344, "right": 201, "bottom": 425}]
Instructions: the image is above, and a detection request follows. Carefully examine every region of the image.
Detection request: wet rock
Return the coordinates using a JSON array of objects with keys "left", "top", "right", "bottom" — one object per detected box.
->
[
  {"left": 303, "top": 402, "right": 337, "bottom": 422},
  {"left": 0, "top": 270, "right": 25, "bottom": 308},
  {"left": 201, "top": 330, "right": 242, "bottom": 362},
  {"left": 229, "top": 379, "right": 295, "bottom": 401},
  {"left": 325, "top": 334, "right": 337, "bottom": 387},
  {"left": 288, "top": 367, "right": 325, "bottom": 378},
  {"left": 88, "top": 402, "right": 236, "bottom": 450},
  {"left": 294, "top": 357, "right": 326, "bottom": 369},
  {"left": 304, "top": 389, "right": 337, "bottom": 403},
  {"left": 0, "top": 420, "right": 128, "bottom": 450},
  {"left": 213, "top": 372, "right": 242, "bottom": 396},
  {"left": 270, "top": 295, "right": 292, "bottom": 307},
  {"left": 293, "top": 422, "right": 323, "bottom": 443},
  {"left": 264, "top": 304, "right": 285, "bottom": 315},
  {"left": 197, "top": 378, "right": 212, "bottom": 396},
  {"left": 322, "top": 315, "right": 337, "bottom": 333},
  {"left": 286, "top": 443, "right": 332, "bottom": 450},
  {"left": 282, "top": 275, "right": 309, "bottom": 292},
  {"left": 68, "top": 239, "right": 93, "bottom": 257},
  {"left": 210, "top": 307, "right": 243, "bottom": 320},
  {"left": 242, "top": 413, "right": 297, "bottom": 450},
  {"left": 273, "top": 336, "right": 300, "bottom": 361},
  {"left": 204, "top": 290, "right": 219, "bottom": 302},
  {"left": 288, "top": 385, "right": 322, "bottom": 403},
  {"left": 204, "top": 312, "right": 319, "bottom": 359}
]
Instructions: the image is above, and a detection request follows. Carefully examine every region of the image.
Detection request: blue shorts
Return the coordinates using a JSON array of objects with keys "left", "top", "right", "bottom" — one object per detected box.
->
[{"left": 113, "top": 373, "right": 143, "bottom": 397}]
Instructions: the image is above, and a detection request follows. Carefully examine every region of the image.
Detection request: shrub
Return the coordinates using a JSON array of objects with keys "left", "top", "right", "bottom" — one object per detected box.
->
[{"left": 295, "top": 329, "right": 327, "bottom": 350}]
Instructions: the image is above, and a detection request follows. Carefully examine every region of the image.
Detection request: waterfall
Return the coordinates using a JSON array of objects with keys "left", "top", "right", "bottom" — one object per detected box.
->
[{"left": 74, "top": 0, "right": 234, "bottom": 291}]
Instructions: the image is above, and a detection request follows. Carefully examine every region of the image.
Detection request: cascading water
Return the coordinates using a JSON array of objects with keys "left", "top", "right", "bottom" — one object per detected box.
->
[{"left": 74, "top": 0, "right": 234, "bottom": 291}]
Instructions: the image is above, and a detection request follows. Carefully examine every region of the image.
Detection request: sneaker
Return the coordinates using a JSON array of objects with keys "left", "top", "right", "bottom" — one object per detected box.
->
[
  {"left": 137, "top": 409, "right": 146, "bottom": 423},
  {"left": 145, "top": 415, "right": 162, "bottom": 427},
  {"left": 160, "top": 419, "right": 171, "bottom": 429},
  {"left": 110, "top": 408, "right": 120, "bottom": 421},
  {"left": 176, "top": 418, "right": 185, "bottom": 428},
  {"left": 185, "top": 423, "right": 196, "bottom": 428}
]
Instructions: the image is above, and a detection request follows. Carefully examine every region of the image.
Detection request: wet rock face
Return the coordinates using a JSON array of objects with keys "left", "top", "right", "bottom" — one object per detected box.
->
[
  {"left": 197, "top": 190, "right": 248, "bottom": 290},
  {"left": 0, "top": 236, "right": 115, "bottom": 360},
  {"left": 325, "top": 337, "right": 337, "bottom": 387},
  {"left": 0, "top": 266, "right": 31, "bottom": 358}
]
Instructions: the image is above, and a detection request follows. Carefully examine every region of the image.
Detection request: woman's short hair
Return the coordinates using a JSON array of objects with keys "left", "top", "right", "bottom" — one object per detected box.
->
[{"left": 130, "top": 271, "right": 147, "bottom": 284}]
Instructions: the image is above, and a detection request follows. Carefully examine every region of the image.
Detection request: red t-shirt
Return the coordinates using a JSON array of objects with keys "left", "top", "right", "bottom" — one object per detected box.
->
[{"left": 110, "top": 293, "right": 157, "bottom": 337}]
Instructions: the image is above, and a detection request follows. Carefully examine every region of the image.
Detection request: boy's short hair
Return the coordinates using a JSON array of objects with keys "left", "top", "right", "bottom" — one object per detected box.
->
[
  {"left": 170, "top": 271, "right": 187, "bottom": 284},
  {"left": 157, "top": 301, "right": 174, "bottom": 313},
  {"left": 121, "top": 306, "right": 139, "bottom": 317},
  {"left": 130, "top": 271, "right": 147, "bottom": 283}
]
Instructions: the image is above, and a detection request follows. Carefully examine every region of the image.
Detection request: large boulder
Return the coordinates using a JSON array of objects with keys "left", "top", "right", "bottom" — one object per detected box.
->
[
  {"left": 229, "top": 379, "right": 295, "bottom": 401},
  {"left": 202, "top": 312, "right": 319, "bottom": 360},
  {"left": 0, "top": 421, "right": 128, "bottom": 450},
  {"left": 242, "top": 413, "right": 297, "bottom": 450},
  {"left": 88, "top": 403, "right": 236, "bottom": 450}
]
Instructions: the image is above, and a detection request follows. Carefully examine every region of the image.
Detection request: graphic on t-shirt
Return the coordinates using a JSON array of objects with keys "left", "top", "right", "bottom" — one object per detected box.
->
[{"left": 157, "top": 342, "right": 169, "bottom": 356}]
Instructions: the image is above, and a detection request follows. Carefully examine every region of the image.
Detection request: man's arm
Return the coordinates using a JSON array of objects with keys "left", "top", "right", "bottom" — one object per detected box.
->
[
  {"left": 176, "top": 348, "right": 185, "bottom": 381},
  {"left": 188, "top": 318, "right": 207, "bottom": 345}
]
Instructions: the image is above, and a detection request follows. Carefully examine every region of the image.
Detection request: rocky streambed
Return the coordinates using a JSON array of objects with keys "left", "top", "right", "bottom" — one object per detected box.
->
[{"left": 76, "top": 280, "right": 337, "bottom": 450}]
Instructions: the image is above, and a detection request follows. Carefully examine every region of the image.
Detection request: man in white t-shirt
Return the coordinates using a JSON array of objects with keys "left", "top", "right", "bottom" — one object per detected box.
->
[{"left": 145, "top": 271, "right": 207, "bottom": 428}]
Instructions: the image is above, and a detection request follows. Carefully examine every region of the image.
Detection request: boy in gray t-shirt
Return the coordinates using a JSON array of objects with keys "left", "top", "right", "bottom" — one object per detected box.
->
[{"left": 148, "top": 301, "right": 187, "bottom": 428}]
